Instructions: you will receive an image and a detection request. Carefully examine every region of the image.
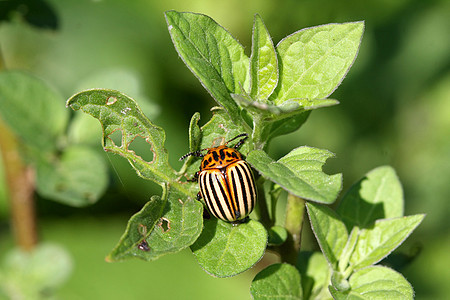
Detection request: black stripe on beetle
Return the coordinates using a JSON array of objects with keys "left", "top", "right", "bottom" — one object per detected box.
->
[{"left": 180, "top": 133, "right": 257, "bottom": 224}]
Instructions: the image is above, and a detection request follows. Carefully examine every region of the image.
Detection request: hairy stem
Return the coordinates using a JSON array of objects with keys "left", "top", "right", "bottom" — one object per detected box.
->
[
  {"left": 279, "top": 194, "right": 305, "bottom": 264},
  {"left": 0, "top": 118, "right": 38, "bottom": 251}
]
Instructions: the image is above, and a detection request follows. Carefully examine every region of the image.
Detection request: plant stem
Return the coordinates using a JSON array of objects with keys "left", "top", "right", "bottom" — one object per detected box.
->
[
  {"left": 279, "top": 194, "right": 305, "bottom": 265},
  {"left": 0, "top": 118, "right": 38, "bottom": 251}
]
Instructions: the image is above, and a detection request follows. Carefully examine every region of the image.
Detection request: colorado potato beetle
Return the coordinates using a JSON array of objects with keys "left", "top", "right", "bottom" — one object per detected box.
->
[{"left": 180, "top": 133, "right": 257, "bottom": 223}]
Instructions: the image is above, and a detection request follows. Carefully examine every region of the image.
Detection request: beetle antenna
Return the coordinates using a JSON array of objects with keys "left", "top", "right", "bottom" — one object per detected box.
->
[
  {"left": 179, "top": 150, "right": 205, "bottom": 161},
  {"left": 227, "top": 133, "right": 248, "bottom": 149}
]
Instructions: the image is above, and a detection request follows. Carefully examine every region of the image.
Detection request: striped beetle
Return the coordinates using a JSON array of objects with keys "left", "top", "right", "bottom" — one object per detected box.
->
[{"left": 180, "top": 133, "right": 257, "bottom": 223}]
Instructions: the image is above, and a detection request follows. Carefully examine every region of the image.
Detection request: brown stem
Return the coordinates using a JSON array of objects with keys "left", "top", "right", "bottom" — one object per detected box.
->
[{"left": 0, "top": 118, "right": 38, "bottom": 251}]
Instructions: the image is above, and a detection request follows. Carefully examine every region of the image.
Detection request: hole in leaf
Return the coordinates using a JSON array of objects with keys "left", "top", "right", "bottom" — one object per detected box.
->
[
  {"left": 108, "top": 130, "right": 123, "bottom": 147},
  {"left": 106, "top": 96, "right": 118, "bottom": 105},
  {"left": 158, "top": 217, "right": 170, "bottom": 232},
  {"left": 138, "top": 224, "right": 147, "bottom": 236},
  {"left": 137, "top": 239, "right": 150, "bottom": 252},
  {"left": 127, "top": 135, "right": 154, "bottom": 163}
]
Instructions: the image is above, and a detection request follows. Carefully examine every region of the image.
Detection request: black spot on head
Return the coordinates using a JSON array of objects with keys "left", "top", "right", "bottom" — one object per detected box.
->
[
  {"left": 219, "top": 149, "right": 226, "bottom": 160},
  {"left": 212, "top": 151, "right": 219, "bottom": 161}
]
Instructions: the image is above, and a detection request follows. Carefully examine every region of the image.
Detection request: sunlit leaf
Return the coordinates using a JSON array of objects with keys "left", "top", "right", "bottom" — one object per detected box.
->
[
  {"left": 250, "top": 14, "right": 278, "bottom": 100},
  {"left": 107, "top": 186, "right": 203, "bottom": 262},
  {"left": 165, "top": 11, "right": 249, "bottom": 122},
  {"left": 349, "top": 214, "right": 424, "bottom": 270},
  {"left": 306, "top": 202, "right": 348, "bottom": 266},
  {"left": 338, "top": 166, "right": 404, "bottom": 230},
  {"left": 67, "top": 89, "right": 175, "bottom": 185},
  {"left": 248, "top": 147, "right": 342, "bottom": 204},
  {"left": 349, "top": 266, "right": 414, "bottom": 299},
  {"left": 191, "top": 219, "right": 267, "bottom": 277},
  {"left": 250, "top": 263, "right": 302, "bottom": 300},
  {"left": 272, "top": 21, "right": 364, "bottom": 103}
]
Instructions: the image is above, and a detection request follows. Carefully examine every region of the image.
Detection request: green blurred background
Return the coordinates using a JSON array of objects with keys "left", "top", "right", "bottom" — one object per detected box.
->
[{"left": 0, "top": 0, "right": 449, "bottom": 298}]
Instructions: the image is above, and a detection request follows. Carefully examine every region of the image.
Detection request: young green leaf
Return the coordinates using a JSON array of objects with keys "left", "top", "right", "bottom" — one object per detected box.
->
[
  {"left": 36, "top": 145, "right": 108, "bottom": 207},
  {"left": 272, "top": 21, "right": 364, "bottom": 103},
  {"left": 338, "top": 166, "right": 404, "bottom": 230},
  {"left": 250, "top": 14, "right": 278, "bottom": 100},
  {"left": 165, "top": 11, "right": 249, "bottom": 122},
  {"left": 250, "top": 263, "right": 302, "bottom": 300},
  {"left": 188, "top": 112, "right": 202, "bottom": 153},
  {"left": 306, "top": 202, "right": 348, "bottom": 267},
  {"left": 191, "top": 219, "right": 267, "bottom": 277},
  {"left": 349, "top": 266, "right": 414, "bottom": 299},
  {"left": 0, "top": 71, "right": 68, "bottom": 151},
  {"left": 247, "top": 147, "right": 342, "bottom": 204},
  {"left": 297, "top": 252, "right": 332, "bottom": 300},
  {"left": 67, "top": 89, "right": 176, "bottom": 185},
  {"left": 349, "top": 214, "right": 425, "bottom": 270},
  {"left": 107, "top": 186, "right": 203, "bottom": 262}
]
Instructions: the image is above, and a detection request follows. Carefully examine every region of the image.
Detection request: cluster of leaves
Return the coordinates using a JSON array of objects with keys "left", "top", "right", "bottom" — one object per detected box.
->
[
  {"left": 0, "top": 71, "right": 108, "bottom": 207},
  {"left": 65, "top": 11, "right": 423, "bottom": 299}
]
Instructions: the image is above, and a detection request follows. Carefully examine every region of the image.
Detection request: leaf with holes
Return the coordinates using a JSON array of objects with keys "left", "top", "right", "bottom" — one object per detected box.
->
[
  {"left": 250, "top": 263, "right": 302, "bottom": 300},
  {"left": 67, "top": 89, "right": 176, "bottom": 185},
  {"left": 271, "top": 21, "right": 364, "bottom": 103},
  {"left": 306, "top": 202, "right": 348, "bottom": 267},
  {"left": 165, "top": 11, "right": 249, "bottom": 123},
  {"left": 106, "top": 186, "right": 203, "bottom": 262},
  {"left": 247, "top": 147, "right": 342, "bottom": 204},
  {"left": 191, "top": 219, "right": 267, "bottom": 277},
  {"left": 338, "top": 166, "right": 404, "bottom": 231}
]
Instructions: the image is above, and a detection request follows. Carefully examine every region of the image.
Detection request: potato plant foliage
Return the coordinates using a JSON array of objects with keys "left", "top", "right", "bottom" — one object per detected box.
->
[{"left": 65, "top": 11, "right": 423, "bottom": 299}]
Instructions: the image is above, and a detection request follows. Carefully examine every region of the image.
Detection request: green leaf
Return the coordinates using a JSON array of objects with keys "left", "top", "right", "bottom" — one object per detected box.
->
[
  {"left": 107, "top": 186, "right": 203, "bottom": 262},
  {"left": 349, "top": 214, "right": 425, "bottom": 270},
  {"left": 250, "top": 14, "right": 278, "bottom": 100},
  {"left": 349, "top": 266, "right": 414, "bottom": 299},
  {"left": 338, "top": 227, "right": 359, "bottom": 273},
  {"left": 306, "top": 202, "right": 348, "bottom": 267},
  {"left": 67, "top": 89, "right": 176, "bottom": 185},
  {"left": 272, "top": 21, "right": 364, "bottom": 103},
  {"left": 247, "top": 147, "right": 342, "bottom": 204},
  {"left": 268, "top": 225, "right": 288, "bottom": 246},
  {"left": 165, "top": 11, "right": 249, "bottom": 122},
  {"left": 191, "top": 219, "right": 267, "bottom": 277},
  {"left": 338, "top": 166, "right": 404, "bottom": 230},
  {"left": 36, "top": 145, "right": 108, "bottom": 207},
  {"left": 250, "top": 263, "right": 302, "bottom": 300},
  {"left": 329, "top": 288, "right": 365, "bottom": 300},
  {"left": 297, "top": 252, "right": 332, "bottom": 300},
  {"left": 233, "top": 94, "right": 339, "bottom": 117},
  {"left": 1, "top": 243, "right": 72, "bottom": 299},
  {"left": 0, "top": 71, "right": 68, "bottom": 151},
  {"left": 188, "top": 112, "right": 202, "bottom": 153}
]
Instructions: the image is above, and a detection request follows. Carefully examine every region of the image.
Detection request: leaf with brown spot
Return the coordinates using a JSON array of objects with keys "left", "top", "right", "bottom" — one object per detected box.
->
[{"left": 67, "top": 89, "right": 176, "bottom": 185}]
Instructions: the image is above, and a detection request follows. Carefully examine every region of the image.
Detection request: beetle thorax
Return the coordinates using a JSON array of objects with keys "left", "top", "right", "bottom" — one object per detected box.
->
[{"left": 201, "top": 145, "right": 243, "bottom": 170}]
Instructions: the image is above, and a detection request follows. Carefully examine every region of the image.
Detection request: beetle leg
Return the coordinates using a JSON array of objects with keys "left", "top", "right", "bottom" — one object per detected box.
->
[{"left": 187, "top": 171, "right": 199, "bottom": 182}]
